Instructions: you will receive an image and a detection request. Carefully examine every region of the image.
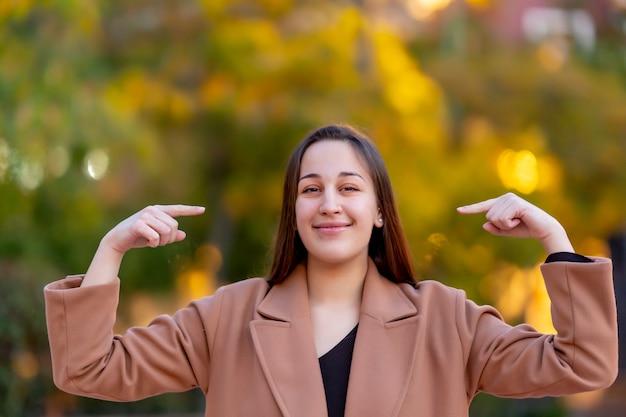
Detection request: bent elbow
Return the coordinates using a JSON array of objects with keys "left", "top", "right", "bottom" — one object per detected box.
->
[
  {"left": 52, "top": 366, "right": 94, "bottom": 398},
  {"left": 590, "top": 361, "right": 619, "bottom": 391},
  {"left": 52, "top": 364, "right": 79, "bottom": 396},
  {"left": 52, "top": 364, "right": 130, "bottom": 402},
  {"left": 576, "top": 349, "right": 619, "bottom": 392}
]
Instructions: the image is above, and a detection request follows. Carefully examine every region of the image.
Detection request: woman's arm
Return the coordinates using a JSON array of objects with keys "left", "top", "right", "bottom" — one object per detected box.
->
[
  {"left": 45, "top": 204, "right": 209, "bottom": 400},
  {"left": 456, "top": 193, "right": 618, "bottom": 396},
  {"left": 45, "top": 278, "right": 217, "bottom": 401},
  {"left": 82, "top": 204, "right": 205, "bottom": 287},
  {"left": 461, "top": 258, "right": 617, "bottom": 397}
]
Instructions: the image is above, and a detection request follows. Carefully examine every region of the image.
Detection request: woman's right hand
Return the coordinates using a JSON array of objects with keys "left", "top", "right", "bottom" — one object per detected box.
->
[
  {"left": 101, "top": 205, "right": 206, "bottom": 255},
  {"left": 82, "top": 204, "right": 205, "bottom": 287}
]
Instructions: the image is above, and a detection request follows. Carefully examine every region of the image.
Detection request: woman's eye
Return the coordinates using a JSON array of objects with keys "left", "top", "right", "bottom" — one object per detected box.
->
[
  {"left": 342, "top": 186, "right": 359, "bottom": 192},
  {"left": 302, "top": 186, "right": 320, "bottom": 193}
]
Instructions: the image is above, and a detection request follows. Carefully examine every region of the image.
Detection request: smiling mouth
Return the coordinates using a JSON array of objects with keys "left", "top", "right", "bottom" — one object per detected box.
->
[{"left": 313, "top": 224, "right": 351, "bottom": 232}]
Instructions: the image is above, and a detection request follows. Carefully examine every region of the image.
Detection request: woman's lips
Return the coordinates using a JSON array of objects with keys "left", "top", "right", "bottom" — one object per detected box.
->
[{"left": 313, "top": 222, "right": 351, "bottom": 234}]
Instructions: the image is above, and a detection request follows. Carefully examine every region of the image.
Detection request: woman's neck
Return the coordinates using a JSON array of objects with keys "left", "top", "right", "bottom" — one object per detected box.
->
[
  {"left": 305, "top": 255, "right": 368, "bottom": 306},
  {"left": 306, "top": 255, "right": 367, "bottom": 357}
]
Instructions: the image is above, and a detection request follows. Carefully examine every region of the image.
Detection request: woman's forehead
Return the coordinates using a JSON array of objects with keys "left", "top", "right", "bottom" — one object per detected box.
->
[{"left": 299, "top": 140, "right": 370, "bottom": 178}]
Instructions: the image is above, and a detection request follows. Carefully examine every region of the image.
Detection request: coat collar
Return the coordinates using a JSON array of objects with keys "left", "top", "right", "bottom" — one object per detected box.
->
[
  {"left": 256, "top": 258, "right": 418, "bottom": 323},
  {"left": 249, "top": 258, "right": 421, "bottom": 417}
]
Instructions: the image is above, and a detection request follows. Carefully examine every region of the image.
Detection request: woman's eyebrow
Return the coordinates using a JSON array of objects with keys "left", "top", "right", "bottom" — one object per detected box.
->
[
  {"left": 298, "top": 171, "right": 365, "bottom": 182},
  {"left": 339, "top": 171, "right": 365, "bottom": 180}
]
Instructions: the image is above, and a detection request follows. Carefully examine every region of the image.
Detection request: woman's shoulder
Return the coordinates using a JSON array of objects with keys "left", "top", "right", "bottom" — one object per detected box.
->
[
  {"left": 401, "top": 279, "right": 464, "bottom": 297},
  {"left": 192, "top": 277, "right": 270, "bottom": 312},
  {"left": 218, "top": 277, "right": 271, "bottom": 296},
  {"left": 398, "top": 279, "right": 468, "bottom": 311},
  {"left": 398, "top": 279, "right": 498, "bottom": 330}
]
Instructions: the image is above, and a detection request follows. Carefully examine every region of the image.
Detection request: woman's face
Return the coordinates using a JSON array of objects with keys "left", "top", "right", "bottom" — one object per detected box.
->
[{"left": 295, "top": 140, "right": 382, "bottom": 268}]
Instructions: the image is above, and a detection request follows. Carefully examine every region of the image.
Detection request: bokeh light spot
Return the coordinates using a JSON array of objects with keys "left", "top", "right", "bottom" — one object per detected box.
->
[
  {"left": 47, "top": 146, "right": 70, "bottom": 178},
  {"left": 17, "top": 158, "right": 44, "bottom": 191},
  {"left": 12, "top": 351, "right": 39, "bottom": 380},
  {"left": 83, "top": 148, "right": 110, "bottom": 180},
  {"left": 406, "top": 0, "right": 452, "bottom": 20},
  {"left": 536, "top": 40, "right": 568, "bottom": 72},
  {"left": 497, "top": 149, "right": 538, "bottom": 194}
]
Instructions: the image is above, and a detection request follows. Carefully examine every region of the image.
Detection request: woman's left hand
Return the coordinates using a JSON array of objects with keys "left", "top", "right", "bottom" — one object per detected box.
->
[{"left": 457, "top": 192, "right": 574, "bottom": 254}]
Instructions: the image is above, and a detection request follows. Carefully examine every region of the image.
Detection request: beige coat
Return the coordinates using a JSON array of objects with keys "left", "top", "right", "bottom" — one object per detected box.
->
[{"left": 44, "top": 258, "right": 618, "bottom": 417}]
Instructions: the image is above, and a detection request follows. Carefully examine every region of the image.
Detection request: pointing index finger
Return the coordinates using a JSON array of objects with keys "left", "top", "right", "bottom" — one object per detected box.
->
[
  {"left": 155, "top": 204, "right": 206, "bottom": 218},
  {"left": 456, "top": 198, "right": 497, "bottom": 215}
]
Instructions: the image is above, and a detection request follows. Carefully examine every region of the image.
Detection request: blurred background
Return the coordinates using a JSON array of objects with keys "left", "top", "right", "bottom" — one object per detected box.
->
[{"left": 1, "top": 0, "right": 625, "bottom": 416}]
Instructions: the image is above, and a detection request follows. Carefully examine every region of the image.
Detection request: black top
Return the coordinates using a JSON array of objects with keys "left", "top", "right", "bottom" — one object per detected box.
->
[
  {"left": 545, "top": 252, "right": 593, "bottom": 263},
  {"left": 316, "top": 252, "right": 591, "bottom": 417},
  {"left": 319, "top": 325, "right": 358, "bottom": 417}
]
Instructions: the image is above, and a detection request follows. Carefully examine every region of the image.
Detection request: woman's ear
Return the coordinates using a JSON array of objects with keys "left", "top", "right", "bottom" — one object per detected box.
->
[{"left": 375, "top": 207, "right": 384, "bottom": 228}]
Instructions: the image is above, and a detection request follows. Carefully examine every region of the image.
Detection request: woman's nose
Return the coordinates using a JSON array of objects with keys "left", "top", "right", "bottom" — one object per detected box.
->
[{"left": 319, "top": 191, "right": 341, "bottom": 214}]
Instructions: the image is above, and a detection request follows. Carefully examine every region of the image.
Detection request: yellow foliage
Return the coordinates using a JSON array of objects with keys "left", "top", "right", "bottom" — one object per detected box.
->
[
  {"left": 0, "top": 0, "right": 33, "bottom": 20},
  {"left": 535, "top": 155, "right": 562, "bottom": 191},
  {"left": 593, "top": 192, "right": 626, "bottom": 237},
  {"left": 384, "top": 72, "right": 437, "bottom": 116},
  {"left": 105, "top": 70, "right": 194, "bottom": 122},
  {"left": 199, "top": 0, "right": 229, "bottom": 18},
  {"left": 257, "top": 0, "right": 293, "bottom": 15},
  {"left": 461, "top": 116, "right": 496, "bottom": 145},
  {"left": 577, "top": 237, "right": 610, "bottom": 258},
  {"left": 480, "top": 264, "right": 556, "bottom": 334},
  {"left": 524, "top": 272, "right": 557, "bottom": 334},
  {"left": 369, "top": 29, "right": 446, "bottom": 145},
  {"left": 372, "top": 30, "right": 417, "bottom": 77},
  {"left": 176, "top": 245, "right": 222, "bottom": 307},
  {"left": 75, "top": 0, "right": 101, "bottom": 35},
  {"left": 168, "top": 90, "right": 195, "bottom": 123},
  {"left": 338, "top": 6, "right": 362, "bottom": 35},
  {"left": 427, "top": 232, "right": 448, "bottom": 249},
  {"left": 465, "top": 0, "right": 491, "bottom": 9},
  {"left": 493, "top": 265, "right": 530, "bottom": 320},
  {"left": 464, "top": 244, "right": 494, "bottom": 276},
  {"left": 177, "top": 269, "right": 216, "bottom": 303},
  {"left": 200, "top": 74, "right": 236, "bottom": 107},
  {"left": 126, "top": 292, "right": 175, "bottom": 327},
  {"left": 104, "top": 71, "right": 147, "bottom": 119}
]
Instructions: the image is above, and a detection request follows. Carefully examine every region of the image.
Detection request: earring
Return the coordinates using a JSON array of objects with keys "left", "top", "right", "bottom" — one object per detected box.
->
[{"left": 378, "top": 218, "right": 383, "bottom": 224}]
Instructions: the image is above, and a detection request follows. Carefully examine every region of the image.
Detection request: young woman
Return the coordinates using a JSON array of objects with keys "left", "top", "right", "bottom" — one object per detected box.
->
[{"left": 45, "top": 124, "right": 618, "bottom": 417}]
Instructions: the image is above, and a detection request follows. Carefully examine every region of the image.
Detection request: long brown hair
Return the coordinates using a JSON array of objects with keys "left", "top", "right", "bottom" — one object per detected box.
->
[{"left": 267, "top": 124, "right": 416, "bottom": 285}]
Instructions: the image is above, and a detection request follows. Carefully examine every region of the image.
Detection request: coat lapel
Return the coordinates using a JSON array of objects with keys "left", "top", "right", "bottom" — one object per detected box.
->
[
  {"left": 249, "top": 264, "right": 328, "bottom": 417},
  {"left": 249, "top": 259, "right": 421, "bottom": 417},
  {"left": 345, "top": 260, "right": 421, "bottom": 417}
]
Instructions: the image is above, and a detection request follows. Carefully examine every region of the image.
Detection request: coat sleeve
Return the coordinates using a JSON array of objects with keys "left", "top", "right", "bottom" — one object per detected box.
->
[
  {"left": 461, "top": 257, "right": 618, "bottom": 398},
  {"left": 44, "top": 275, "right": 218, "bottom": 401}
]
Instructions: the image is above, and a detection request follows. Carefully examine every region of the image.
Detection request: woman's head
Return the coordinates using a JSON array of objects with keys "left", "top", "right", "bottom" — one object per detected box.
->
[{"left": 268, "top": 124, "right": 415, "bottom": 284}]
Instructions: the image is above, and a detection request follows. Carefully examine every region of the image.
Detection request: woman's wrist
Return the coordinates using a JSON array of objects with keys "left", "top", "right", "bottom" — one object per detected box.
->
[
  {"left": 539, "top": 223, "right": 574, "bottom": 255},
  {"left": 81, "top": 242, "right": 125, "bottom": 287}
]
